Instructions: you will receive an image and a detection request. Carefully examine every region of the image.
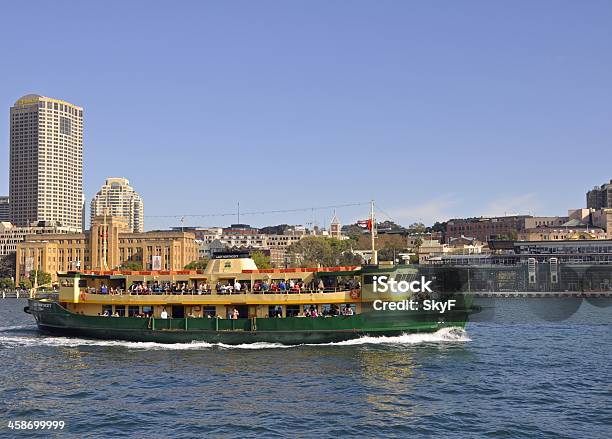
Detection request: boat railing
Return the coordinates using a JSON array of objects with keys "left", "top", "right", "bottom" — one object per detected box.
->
[{"left": 82, "top": 287, "right": 360, "bottom": 296}]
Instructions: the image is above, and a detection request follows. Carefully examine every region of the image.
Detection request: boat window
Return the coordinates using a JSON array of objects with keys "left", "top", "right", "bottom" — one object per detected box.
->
[
  {"left": 143, "top": 306, "right": 153, "bottom": 315},
  {"left": 268, "top": 305, "right": 282, "bottom": 318},
  {"left": 286, "top": 305, "right": 300, "bottom": 317},
  {"left": 128, "top": 306, "right": 140, "bottom": 317},
  {"left": 203, "top": 306, "right": 216, "bottom": 317},
  {"left": 114, "top": 305, "right": 126, "bottom": 317},
  {"left": 341, "top": 303, "right": 357, "bottom": 315}
]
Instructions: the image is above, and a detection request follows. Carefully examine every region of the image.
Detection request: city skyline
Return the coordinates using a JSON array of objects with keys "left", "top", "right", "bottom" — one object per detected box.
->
[{"left": 1, "top": 1, "right": 611, "bottom": 230}]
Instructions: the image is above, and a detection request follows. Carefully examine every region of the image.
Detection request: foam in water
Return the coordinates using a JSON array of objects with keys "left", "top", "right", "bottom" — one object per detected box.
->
[{"left": 0, "top": 326, "right": 469, "bottom": 350}]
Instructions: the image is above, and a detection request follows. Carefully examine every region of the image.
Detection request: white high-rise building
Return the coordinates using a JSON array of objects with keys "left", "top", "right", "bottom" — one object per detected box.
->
[
  {"left": 90, "top": 177, "right": 144, "bottom": 232},
  {"left": 9, "top": 94, "right": 83, "bottom": 230}
]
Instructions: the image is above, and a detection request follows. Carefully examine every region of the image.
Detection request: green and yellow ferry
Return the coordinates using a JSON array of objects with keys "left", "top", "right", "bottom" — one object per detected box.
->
[{"left": 25, "top": 254, "right": 473, "bottom": 345}]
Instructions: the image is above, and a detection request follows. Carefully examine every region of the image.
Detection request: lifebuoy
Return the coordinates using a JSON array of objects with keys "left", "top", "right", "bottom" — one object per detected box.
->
[{"left": 350, "top": 289, "right": 360, "bottom": 300}]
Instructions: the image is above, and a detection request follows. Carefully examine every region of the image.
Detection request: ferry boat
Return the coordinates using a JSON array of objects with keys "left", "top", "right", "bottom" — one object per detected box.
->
[{"left": 24, "top": 254, "right": 474, "bottom": 345}]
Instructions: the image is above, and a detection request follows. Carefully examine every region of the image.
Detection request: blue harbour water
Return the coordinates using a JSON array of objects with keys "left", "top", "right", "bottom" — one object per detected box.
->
[{"left": 0, "top": 298, "right": 610, "bottom": 438}]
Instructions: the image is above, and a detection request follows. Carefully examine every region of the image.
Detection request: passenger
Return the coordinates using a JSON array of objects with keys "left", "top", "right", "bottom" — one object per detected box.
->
[
  {"left": 234, "top": 280, "right": 241, "bottom": 292},
  {"left": 279, "top": 281, "right": 286, "bottom": 292},
  {"left": 160, "top": 308, "right": 169, "bottom": 319},
  {"left": 318, "top": 280, "right": 325, "bottom": 291},
  {"left": 100, "top": 284, "right": 108, "bottom": 294},
  {"left": 232, "top": 308, "right": 239, "bottom": 319},
  {"left": 311, "top": 307, "right": 318, "bottom": 318}
]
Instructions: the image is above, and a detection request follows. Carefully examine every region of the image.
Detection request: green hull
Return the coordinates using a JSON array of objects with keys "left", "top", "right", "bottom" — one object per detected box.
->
[{"left": 26, "top": 299, "right": 472, "bottom": 345}]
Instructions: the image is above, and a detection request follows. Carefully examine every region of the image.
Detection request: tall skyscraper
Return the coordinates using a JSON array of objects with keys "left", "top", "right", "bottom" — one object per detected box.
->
[
  {"left": 90, "top": 177, "right": 144, "bottom": 232},
  {"left": 0, "top": 197, "right": 9, "bottom": 222},
  {"left": 9, "top": 94, "right": 83, "bottom": 230}
]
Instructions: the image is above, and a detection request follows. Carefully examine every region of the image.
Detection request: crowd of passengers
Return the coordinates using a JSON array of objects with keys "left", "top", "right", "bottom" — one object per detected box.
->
[
  {"left": 300, "top": 304, "right": 354, "bottom": 317},
  {"left": 93, "top": 304, "right": 355, "bottom": 319},
  {"left": 93, "top": 279, "right": 361, "bottom": 295}
]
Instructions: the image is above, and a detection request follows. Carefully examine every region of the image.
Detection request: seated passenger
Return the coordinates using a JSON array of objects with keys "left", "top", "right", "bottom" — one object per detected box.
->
[{"left": 160, "top": 308, "right": 169, "bottom": 319}]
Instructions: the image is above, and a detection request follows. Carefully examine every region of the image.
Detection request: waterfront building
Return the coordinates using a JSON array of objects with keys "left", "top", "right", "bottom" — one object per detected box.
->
[
  {"left": 90, "top": 177, "right": 144, "bottom": 232},
  {"left": 587, "top": 180, "right": 612, "bottom": 209},
  {"left": 0, "top": 197, "right": 9, "bottom": 222},
  {"left": 445, "top": 215, "right": 531, "bottom": 243},
  {"left": 592, "top": 208, "right": 612, "bottom": 237},
  {"left": 435, "top": 239, "right": 612, "bottom": 266},
  {"left": 418, "top": 237, "right": 485, "bottom": 265},
  {"left": 15, "top": 216, "right": 197, "bottom": 283},
  {"left": 523, "top": 216, "right": 568, "bottom": 229},
  {"left": 0, "top": 221, "right": 74, "bottom": 257},
  {"left": 222, "top": 224, "right": 259, "bottom": 235},
  {"left": 9, "top": 94, "right": 83, "bottom": 230},
  {"left": 517, "top": 220, "right": 606, "bottom": 241}
]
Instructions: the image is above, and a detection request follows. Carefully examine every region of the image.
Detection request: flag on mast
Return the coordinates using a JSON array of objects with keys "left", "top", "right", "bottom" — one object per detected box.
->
[{"left": 357, "top": 219, "right": 373, "bottom": 231}]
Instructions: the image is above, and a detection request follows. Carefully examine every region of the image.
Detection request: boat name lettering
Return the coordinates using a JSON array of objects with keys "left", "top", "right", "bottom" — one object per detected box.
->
[{"left": 30, "top": 302, "right": 52, "bottom": 311}]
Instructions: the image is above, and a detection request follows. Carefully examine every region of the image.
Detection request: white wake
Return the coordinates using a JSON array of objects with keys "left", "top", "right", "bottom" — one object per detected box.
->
[{"left": 0, "top": 327, "right": 469, "bottom": 350}]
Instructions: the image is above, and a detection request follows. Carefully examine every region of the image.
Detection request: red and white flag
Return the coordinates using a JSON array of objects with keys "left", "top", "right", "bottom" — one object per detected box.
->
[{"left": 357, "top": 219, "right": 373, "bottom": 231}]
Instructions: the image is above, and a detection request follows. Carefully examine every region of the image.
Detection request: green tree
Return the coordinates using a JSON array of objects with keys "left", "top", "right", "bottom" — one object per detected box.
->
[
  {"left": 0, "top": 277, "right": 15, "bottom": 289},
  {"left": 251, "top": 251, "right": 272, "bottom": 269},
  {"left": 119, "top": 260, "right": 143, "bottom": 271},
  {"left": 0, "top": 253, "right": 16, "bottom": 279},
  {"left": 408, "top": 222, "right": 427, "bottom": 234},
  {"left": 28, "top": 270, "right": 52, "bottom": 288},
  {"left": 287, "top": 237, "right": 358, "bottom": 267},
  {"left": 184, "top": 259, "right": 210, "bottom": 270}
]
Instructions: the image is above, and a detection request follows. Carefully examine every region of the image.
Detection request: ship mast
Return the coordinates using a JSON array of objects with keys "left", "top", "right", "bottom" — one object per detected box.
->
[{"left": 370, "top": 200, "right": 377, "bottom": 265}]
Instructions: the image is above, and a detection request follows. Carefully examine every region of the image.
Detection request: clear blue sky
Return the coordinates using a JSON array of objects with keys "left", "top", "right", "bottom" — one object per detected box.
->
[{"left": 1, "top": 1, "right": 611, "bottom": 230}]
